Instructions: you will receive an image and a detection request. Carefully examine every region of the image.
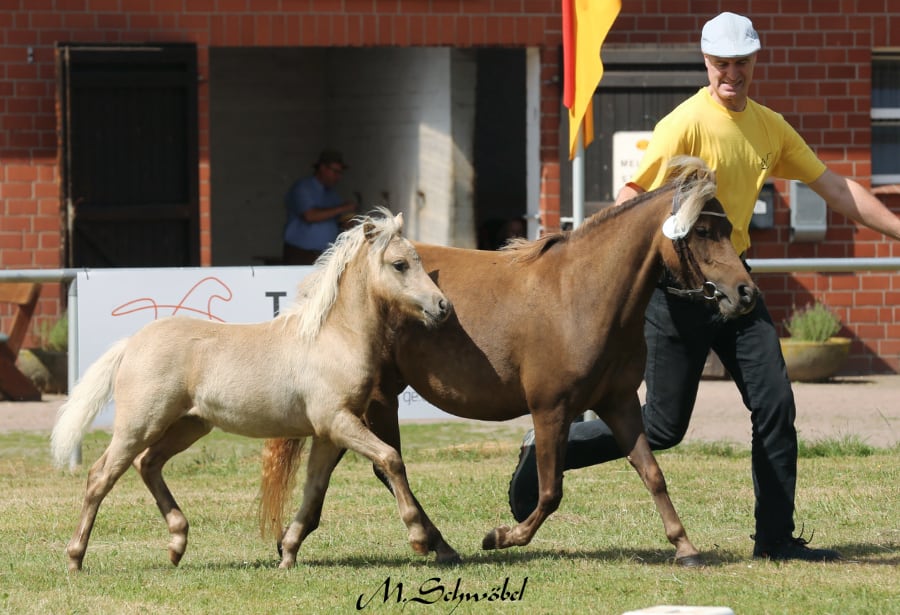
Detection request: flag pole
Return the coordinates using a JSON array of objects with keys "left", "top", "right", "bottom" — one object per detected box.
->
[{"left": 572, "top": 122, "right": 585, "bottom": 229}]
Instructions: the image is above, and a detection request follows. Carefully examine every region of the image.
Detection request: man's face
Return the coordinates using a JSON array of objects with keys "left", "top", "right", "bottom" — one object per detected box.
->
[
  {"left": 704, "top": 53, "right": 756, "bottom": 111},
  {"left": 317, "top": 163, "right": 344, "bottom": 188}
]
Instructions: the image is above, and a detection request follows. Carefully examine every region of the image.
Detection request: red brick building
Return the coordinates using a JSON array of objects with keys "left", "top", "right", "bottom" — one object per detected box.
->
[{"left": 2, "top": 1, "right": 899, "bottom": 373}]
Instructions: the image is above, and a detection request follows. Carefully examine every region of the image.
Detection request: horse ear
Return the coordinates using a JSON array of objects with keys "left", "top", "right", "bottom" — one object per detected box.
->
[
  {"left": 363, "top": 220, "right": 377, "bottom": 242},
  {"left": 394, "top": 212, "right": 404, "bottom": 232}
]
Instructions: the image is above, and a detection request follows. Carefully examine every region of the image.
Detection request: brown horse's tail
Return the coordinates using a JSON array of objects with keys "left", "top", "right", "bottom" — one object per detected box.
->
[{"left": 258, "top": 437, "right": 307, "bottom": 540}]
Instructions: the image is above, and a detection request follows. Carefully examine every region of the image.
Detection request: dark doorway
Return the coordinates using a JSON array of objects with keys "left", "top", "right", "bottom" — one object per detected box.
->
[
  {"left": 559, "top": 48, "right": 706, "bottom": 220},
  {"left": 57, "top": 43, "right": 200, "bottom": 267},
  {"left": 474, "top": 49, "right": 527, "bottom": 250}
]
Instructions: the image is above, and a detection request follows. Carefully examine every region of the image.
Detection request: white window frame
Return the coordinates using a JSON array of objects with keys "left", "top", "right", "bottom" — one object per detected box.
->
[{"left": 871, "top": 51, "right": 900, "bottom": 185}]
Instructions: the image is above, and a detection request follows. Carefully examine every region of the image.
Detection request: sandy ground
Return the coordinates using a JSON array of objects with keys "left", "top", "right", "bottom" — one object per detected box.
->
[{"left": 2, "top": 375, "right": 899, "bottom": 447}]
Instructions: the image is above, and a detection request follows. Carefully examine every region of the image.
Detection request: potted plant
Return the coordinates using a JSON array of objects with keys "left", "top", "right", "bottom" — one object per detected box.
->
[
  {"left": 18, "top": 312, "right": 68, "bottom": 394},
  {"left": 779, "top": 301, "right": 851, "bottom": 382}
]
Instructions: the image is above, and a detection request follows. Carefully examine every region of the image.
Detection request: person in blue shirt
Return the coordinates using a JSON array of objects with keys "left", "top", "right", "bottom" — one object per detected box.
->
[{"left": 283, "top": 149, "right": 357, "bottom": 265}]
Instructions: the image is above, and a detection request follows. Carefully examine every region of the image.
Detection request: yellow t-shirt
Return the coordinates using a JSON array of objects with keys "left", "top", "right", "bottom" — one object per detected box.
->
[{"left": 631, "top": 87, "right": 827, "bottom": 254}]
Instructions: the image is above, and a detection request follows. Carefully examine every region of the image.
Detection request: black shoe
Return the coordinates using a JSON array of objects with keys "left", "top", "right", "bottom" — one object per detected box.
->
[
  {"left": 752, "top": 535, "right": 841, "bottom": 562},
  {"left": 507, "top": 429, "right": 538, "bottom": 523}
]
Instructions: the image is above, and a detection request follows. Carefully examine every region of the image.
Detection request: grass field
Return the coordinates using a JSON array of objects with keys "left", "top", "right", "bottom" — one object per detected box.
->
[{"left": 1, "top": 422, "right": 897, "bottom": 614}]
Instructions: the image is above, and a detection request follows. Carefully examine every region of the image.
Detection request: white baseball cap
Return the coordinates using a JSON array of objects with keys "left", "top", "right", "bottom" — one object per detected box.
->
[{"left": 701, "top": 12, "right": 761, "bottom": 57}]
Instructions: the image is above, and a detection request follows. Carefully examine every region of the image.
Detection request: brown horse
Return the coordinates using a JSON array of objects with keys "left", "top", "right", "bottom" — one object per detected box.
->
[
  {"left": 260, "top": 157, "right": 758, "bottom": 566},
  {"left": 51, "top": 210, "right": 457, "bottom": 571}
]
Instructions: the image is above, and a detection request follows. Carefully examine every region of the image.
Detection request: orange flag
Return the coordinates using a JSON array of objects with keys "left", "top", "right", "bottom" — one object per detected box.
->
[{"left": 563, "top": 0, "right": 621, "bottom": 159}]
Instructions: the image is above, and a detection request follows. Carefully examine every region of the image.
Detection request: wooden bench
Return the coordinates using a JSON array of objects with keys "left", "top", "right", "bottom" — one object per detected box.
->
[{"left": 0, "top": 282, "right": 42, "bottom": 401}]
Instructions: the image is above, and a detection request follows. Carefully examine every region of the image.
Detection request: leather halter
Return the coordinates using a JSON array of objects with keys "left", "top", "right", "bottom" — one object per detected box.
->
[{"left": 664, "top": 193, "right": 730, "bottom": 303}]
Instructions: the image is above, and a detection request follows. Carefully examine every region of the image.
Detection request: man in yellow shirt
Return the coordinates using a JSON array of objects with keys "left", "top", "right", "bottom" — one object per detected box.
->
[{"left": 509, "top": 12, "right": 900, "bottom": 561}]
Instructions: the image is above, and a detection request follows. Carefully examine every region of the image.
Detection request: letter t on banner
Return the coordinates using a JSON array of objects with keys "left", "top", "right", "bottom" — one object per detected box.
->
[{"left": 563, "top": 0, "right": 621, "bottom": 227}]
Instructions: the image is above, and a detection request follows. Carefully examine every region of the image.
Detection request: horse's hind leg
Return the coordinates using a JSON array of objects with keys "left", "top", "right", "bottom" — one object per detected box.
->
[
  {"left": 483, "top": 407, "right": 568, "bottom": 550},
  {"left": 132, "top": 415, "right": 213, "bottom": 567},
  {"left": 363, "top": 392, "right": 401, "bottom": 493},
  {"left": 66, "top": 436, "right": 148, "bottom": 571},
  {"left": 329, "top": 411, "right": 460, "bottom": 564},
  {"left": 602, "top": 395, "right": 702, "bottom": 566},
  {"left": 278, "top": 437, "right": 345, "bottom": 568}
]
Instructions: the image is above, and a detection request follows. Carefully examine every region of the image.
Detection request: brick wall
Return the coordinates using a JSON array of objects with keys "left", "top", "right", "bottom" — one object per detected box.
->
[
  {"left": 0, "top": 0, "right": 561, "bottom": 343},
  {"left": 2, "top": 0, "right": 900, "bottom": 372}
]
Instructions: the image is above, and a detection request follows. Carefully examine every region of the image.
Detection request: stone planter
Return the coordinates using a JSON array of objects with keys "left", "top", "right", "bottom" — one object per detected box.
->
[
  {"left": 779, "top": 337, "right": 851, "bottom": 382},
  {"left": 17, "top": 349, "right": 68, "bottom": 394}
]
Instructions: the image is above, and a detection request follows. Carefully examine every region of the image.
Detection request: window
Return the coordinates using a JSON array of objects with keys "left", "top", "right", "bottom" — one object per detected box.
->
[{"left": 872, "top": 52, "right": 900, "bottom": 185}]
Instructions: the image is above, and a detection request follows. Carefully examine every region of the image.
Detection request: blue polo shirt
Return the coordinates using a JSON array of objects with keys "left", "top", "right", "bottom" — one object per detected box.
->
[{"left": 283, "top": 175, "right": 344, "bottom": 251}]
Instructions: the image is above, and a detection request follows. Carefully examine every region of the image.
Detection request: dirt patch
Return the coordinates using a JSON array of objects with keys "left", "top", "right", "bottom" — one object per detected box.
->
[
  {"left": 683, "top": 375, "right": 900, "bottom": 448},
  {"left": 0, "top": 394, "right": 65, "bottom": 434}
]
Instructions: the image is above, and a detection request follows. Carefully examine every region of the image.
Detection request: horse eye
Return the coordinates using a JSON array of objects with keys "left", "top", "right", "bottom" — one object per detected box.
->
[
  {"left": 694, "top": 226, "right": 710, "bottom": 238},
  {"left": 392, "top": 260, "right": 408, "bottom": 273}
]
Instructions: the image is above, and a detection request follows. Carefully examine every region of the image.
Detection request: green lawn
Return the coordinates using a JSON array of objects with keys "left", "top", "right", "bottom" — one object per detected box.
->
[{"left": 1, "top": 423, "right": 897, "bottom": 614}]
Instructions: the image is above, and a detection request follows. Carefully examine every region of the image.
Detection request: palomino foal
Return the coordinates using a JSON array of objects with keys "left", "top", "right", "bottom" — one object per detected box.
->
[{"left": 52, "top": 210, "right": 456, "bottom": 571}]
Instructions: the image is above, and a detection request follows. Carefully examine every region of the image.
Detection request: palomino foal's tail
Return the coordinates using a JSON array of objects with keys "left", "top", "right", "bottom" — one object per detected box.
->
[
  {"left": 50, "top": 338, "right": 129, "bottom": 468},
  {"left": 258, "top": 438, "right": 307, "bottom": 539}
]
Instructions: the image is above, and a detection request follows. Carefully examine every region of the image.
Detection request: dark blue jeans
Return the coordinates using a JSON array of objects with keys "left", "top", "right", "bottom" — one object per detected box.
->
[{"left": 564, "top": 286, "right": 797, "bottom": 544}]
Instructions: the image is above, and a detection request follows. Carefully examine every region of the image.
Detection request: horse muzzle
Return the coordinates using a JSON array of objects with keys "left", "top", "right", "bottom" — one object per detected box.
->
[
  {"left": 718, "top": 282, "right": 759, "bottom": 318},
  {"left": 423, "top": 296, "right": 453, "bottom": 327}
]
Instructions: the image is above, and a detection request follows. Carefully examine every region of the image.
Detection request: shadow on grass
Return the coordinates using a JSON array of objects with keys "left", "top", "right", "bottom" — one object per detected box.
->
[
  {"left": 173, "top": 547, "right": 736, "bottom": 571},
  {"left": 167, "top": 541, "right": 900, "bottom": 571},
  {"left": 463, "top": 546, "right": 741, "bottom": 568},
  {"left": 830, "top": 542, "right": 900, "bottom": 566},
  {"left": 465, "top": 542, "right": 900, "bottom": 567}
]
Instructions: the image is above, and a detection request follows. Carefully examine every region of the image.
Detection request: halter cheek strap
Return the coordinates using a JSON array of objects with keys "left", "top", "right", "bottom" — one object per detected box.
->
[{"left": 663, "top": 204, "right": 731, "bottom": 302}]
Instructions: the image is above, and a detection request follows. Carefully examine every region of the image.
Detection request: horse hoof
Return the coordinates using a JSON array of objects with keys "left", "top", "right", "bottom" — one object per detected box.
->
[
  {"left": 482, "top": 525, "right": 509, "bottom": 550},
  {"left": 482, "top": 530, "right": 498, "bottom": 550},
  {"left": 413, "top": 545, "right": 430, "bottom": 556},
  {"left": 675, "top": 553, "right": 704, "bottom": 568},
  {"left": 169, "top": 548, "right": 184, "bottom": 567}
]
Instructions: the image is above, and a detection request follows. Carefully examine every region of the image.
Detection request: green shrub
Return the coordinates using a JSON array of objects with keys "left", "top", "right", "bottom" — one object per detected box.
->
[
  {"left": 785, "top": 301, "right": 841, "bottom": 342},
  {"left": 36, "top": 312, "right": 68, "bottom": 352}
]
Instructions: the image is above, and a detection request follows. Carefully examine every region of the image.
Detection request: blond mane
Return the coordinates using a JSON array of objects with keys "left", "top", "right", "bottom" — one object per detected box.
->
[{"left": 280, "top": 207, "right": 401, "bottom": 340}]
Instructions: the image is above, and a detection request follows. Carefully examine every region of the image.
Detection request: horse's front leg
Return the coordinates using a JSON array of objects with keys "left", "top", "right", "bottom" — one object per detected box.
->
[
  {"left": 601, "top": 393, "right": 702, "bottom": 567},
  {"left": 278, "top": 437, "right": 346, "bottom": 568},
  {"left": 132, "top": 415, "right": 213, "bottom": 567},
  {"left": 483, "top": 408, "right": 569, "bottom": 550},
  {"left": 330, "top": 411, "right": 461, "bottom": 564}
]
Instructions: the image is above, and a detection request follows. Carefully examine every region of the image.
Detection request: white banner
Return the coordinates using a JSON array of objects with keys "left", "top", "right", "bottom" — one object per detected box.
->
[{"left": 73, "top": 267, "right": 457, "bottom": 426}]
